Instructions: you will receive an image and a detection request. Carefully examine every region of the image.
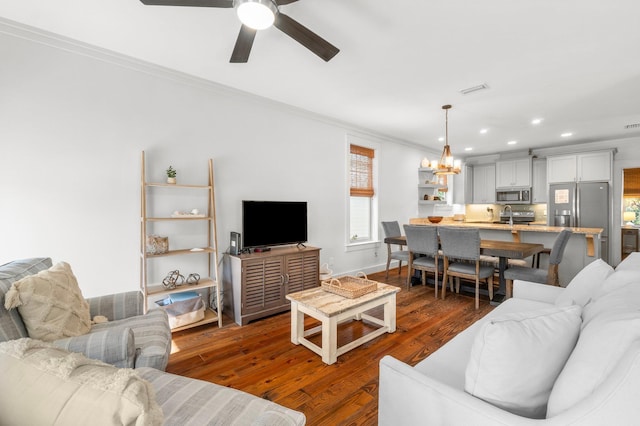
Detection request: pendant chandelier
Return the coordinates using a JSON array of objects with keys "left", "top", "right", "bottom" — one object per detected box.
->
[{"left": 434, "top": 104, "right": 462, "bottom": 175}]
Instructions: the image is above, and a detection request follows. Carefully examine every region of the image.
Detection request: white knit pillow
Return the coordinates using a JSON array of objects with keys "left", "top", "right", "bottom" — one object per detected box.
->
[
  {"left": 4, "top": 262, "right": 91, "bottom": 341},
  {"left": 465, "top": 305, "right": 582, "bottom": 419},
  {"left": 0, "top": 338, "right": 163, "bottom": 425}
]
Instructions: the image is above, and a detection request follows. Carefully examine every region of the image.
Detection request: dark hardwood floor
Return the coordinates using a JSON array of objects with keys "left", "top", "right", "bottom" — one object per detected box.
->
[{"left": 167, "top": 268, "right": 494, "bottom": 425}]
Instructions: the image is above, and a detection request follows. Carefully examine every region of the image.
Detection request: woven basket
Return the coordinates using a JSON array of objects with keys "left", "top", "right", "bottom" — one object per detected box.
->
[{"left": 321, "top": 272, "right": 377, "bottom": 299}]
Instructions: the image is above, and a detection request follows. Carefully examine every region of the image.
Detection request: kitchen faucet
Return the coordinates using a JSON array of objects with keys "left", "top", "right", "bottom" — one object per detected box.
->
[{"left": 503, "top": 205, "right": 513, "bottom": 227}]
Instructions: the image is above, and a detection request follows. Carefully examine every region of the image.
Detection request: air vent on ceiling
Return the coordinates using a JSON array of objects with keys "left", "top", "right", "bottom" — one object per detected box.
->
[
  {"left": 625, "top": 123, "right": 640, "bottom": 129},
  {"left": 459, "top": 83, "right": 489, "bottom": 95}
]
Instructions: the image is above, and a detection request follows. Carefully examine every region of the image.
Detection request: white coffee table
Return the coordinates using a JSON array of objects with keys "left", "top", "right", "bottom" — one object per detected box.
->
[{"left": 286, "top": 283, "right": 400, "bottom": 365}]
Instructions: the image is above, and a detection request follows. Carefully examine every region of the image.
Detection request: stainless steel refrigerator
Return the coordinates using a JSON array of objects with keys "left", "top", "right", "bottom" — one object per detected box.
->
[{"left": 548, "top": 182, "right": 609, "bottom": 262}]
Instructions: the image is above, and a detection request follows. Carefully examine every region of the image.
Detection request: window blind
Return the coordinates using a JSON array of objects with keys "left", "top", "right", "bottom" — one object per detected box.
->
[
  {"left": 350, "top": 144, "right": 375, "bottom": 197},
  {"left": 624, "top": 168, "right": 640, "bottom": 197}
]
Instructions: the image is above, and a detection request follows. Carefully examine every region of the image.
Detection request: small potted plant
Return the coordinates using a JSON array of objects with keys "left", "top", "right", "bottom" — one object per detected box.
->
[{"left": 166, "top": 166, "right": 177, "bottom": 184}]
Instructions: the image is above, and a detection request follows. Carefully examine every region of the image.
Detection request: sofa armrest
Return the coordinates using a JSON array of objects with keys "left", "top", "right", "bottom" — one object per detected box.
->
[
  {"left": 87, "top": 291, "right": 143, "bottom": 321},
  {"left": 379, "top": 355, "right": 546, "bottom": 426},
  {"left": 53, "top": 327, "right": 136, "bottom": 368},
  {"left": 512, "top": 280, "right": 564, "bottom": 304}
]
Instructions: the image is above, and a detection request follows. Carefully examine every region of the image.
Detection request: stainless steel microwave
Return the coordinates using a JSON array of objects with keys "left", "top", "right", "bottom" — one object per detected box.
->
[{"left": 496, "top": 188, "right": 531, "bottom": 204}]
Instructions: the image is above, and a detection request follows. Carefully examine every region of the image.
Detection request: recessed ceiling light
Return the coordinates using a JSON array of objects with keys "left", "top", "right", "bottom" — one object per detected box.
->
[
  {"left": 480, "top": 128, "right": 488, "bottom": 134},
  {"left": 531, "top": 118, "right": 543, "bottom": 125},
  {"left": 438, "top": 137, "right": 445, "bottom": 142},
  {"left": 507, "top": 140, "right": 517, "bottom": 145},
  {"left": 465, "top": 147, "right": 473, "bottom": 151},
  {"left": 561, "top": 132, "right": 573, "bottom": 137}
]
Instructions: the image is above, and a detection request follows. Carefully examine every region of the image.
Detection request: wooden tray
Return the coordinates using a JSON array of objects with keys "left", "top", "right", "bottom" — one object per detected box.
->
[{"left": 321, "top": 273, "right": 377, "bottom": 299}]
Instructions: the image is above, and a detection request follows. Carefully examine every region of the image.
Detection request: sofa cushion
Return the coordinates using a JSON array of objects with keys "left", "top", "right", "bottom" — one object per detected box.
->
[
  {"left": 0, "top": 258, "right": 53, "bottom": 342},
  {"left": 0, "top": 338, "right": 163, "bottom": 426},
  {"left": 137, "top": 367, "right": 306, "bottom": 426},
  {"left": 554, "top": 258, "right": 613, "bottom": 307},
  {"left": 464, "top": 304, "right": 582, "bottom": 419},
  {"left": 4, "top": 262, "right": 91, "bottom": 341},
  {"left": 547, "top": 282, "right": 640, "bottom": 417},
  {"left": 591, "top": 270, "right": 640, "bottom": 301}
]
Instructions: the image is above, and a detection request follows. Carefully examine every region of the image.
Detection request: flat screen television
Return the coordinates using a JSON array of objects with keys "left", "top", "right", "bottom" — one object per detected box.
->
[{"left": 242, "top": 200, "right": 308, "bottom": 250}]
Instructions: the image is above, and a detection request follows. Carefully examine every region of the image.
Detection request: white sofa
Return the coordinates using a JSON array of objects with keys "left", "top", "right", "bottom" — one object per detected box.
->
[{"left": 379, "top": 253, "right": 640, "bottom": 425}]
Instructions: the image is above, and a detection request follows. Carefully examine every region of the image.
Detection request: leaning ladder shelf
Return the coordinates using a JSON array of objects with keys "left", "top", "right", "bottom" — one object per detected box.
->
[{"left": 140, "top": 151, "right": 222, "bottom": 330}]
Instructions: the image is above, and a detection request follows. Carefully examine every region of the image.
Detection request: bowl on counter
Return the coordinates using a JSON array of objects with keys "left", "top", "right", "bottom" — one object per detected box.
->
[
  {"left": 453, "top": 214, "right": 465, "bottom": 222},
  {"left": 427, "top": 216, "right": 443, "bottom": 224}
]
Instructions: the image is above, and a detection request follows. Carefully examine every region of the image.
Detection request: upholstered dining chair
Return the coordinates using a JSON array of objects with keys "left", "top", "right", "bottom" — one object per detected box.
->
[
  {"left": 438, "top": 227, "right": 494, "bottom": 310},
  {"left": 403, "top": 225, "right": 443, "bottom": 295},
  {"left": 382, "top": 221, "right": 410, "bottom": 279},
  {"left": 504, "top": 229, "right": 573, "bottom": 298}
]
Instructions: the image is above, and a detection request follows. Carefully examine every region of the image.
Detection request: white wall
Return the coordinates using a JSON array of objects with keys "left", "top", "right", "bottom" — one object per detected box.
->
[{"left": 0, "top": 23, "right": 437, "bottom": 297}]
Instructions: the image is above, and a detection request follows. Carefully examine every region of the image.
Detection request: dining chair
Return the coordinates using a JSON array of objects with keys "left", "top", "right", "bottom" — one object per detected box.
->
[
  {"left": 438, "top": 227, "right": 494, "bottom": 310},
  {"left": 381, "top": 221, "right": 410, "bottom": 279},
  {"left": 403, "top": 225, "right": 443, "bottom": 295},
  {"left": 504, "top": 229, "right": 573, "bottom": 297}
]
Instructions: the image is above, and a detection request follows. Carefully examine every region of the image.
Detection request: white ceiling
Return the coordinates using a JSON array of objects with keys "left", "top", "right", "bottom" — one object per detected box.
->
[{"left": 2, "top": 0, "right": 640, "bottom": 157}]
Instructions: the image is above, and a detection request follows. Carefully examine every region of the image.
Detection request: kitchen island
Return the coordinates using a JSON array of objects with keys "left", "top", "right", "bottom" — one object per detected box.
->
[{"left": 408, "top": 218, "right": 604, "bottom": 286}]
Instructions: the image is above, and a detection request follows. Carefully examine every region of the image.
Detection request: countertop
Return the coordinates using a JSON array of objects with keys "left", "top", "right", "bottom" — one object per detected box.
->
[
  {"left": 409, "top": 218, "right": 603, "bottom": 257},
  {"left": 409, "top": 218, "right": 603, "bottom": 236}
]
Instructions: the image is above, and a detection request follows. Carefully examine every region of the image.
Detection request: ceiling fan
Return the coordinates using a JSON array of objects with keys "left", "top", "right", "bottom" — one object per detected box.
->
[{"left": 139, "top": 0, "right": 340, "bottom": 63}]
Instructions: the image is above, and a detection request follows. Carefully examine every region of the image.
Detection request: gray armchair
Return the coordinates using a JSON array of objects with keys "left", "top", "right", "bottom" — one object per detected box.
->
[{"left": 0, "top": 258, "right": 171, "bottom": 370}]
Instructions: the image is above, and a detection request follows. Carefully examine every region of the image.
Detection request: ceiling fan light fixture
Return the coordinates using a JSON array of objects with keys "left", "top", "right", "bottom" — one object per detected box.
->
[{"left": 235, "top": 0, "right": 277, "bottom": 30}]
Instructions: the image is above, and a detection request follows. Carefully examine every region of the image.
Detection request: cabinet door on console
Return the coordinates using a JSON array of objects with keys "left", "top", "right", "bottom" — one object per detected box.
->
[
  {"left": 242, "top": 258, "right": 285, "bottom": 315},
  {"left": 286, "top": 252, "right": 320, "bottom": 294}
]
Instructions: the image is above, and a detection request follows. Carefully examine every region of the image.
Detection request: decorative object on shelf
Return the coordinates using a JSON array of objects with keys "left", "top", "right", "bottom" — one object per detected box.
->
[
  {"left": 171, "top": 210, "right": 205, "bottom": 218},
  {"left": 146, "top": 235, "right": 168, "bottom": 255},
  {"left": 427, "top": 216, "right": 443, "bottom": 223},
  {"left": 162, "top": 270, "right": 185, "bottom": 289},
  {"left": 166, "top": 166, "right": 177, "bottom": 184},
  {"left": 434, "top": 105, "right": 462, "bottom": 175},
  {"left": 186, "top": 273, "right": 200, "bottom": 285},
  {"left": 421, "top": 157, "right": 430, "bottom": 168},
  {"left": 321, "top": 272, "right": 377, "bottom": 299},
  {"left": 424, "top": 194, "right": 430, "bottom": 200}
]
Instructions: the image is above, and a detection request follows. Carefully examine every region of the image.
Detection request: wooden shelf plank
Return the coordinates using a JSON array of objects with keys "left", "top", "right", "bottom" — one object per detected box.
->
[
  {"left": 144, "top": 247, "right": 215, "bottom": 258},
  {"left": 146, "top": 277, "right": 218, "bottom": 298},
  {"left": 145, "top": 182, "right": 211, "bottom": 189}
]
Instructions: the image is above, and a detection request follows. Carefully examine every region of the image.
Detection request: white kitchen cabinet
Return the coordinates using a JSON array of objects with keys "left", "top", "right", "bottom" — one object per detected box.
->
[
  {"left": 472, "top": 164, "right": 496, "bottom": 204},
  {"left": 532, "top": 158, "right": 547, "bottom": 203},
  {"left": 495, "top": 158, "right": 532, "bottom": 188},
  {"left": 452, "top": 164, "right": 473, "bottom": 205},
  {"left": 547, "top": 151, "right": 612, "bottom": 183}
]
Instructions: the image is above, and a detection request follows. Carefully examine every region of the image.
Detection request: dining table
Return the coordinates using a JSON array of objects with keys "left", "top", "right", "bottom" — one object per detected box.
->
[{"left": 384, "top": 236, "right": 544, "bottom": 303}]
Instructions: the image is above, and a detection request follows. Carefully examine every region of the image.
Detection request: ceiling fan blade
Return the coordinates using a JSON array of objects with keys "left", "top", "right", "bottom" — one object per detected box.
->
[
  {"left": 275, "top": 0, "right": 299, "bottom": 5},
  {"left": 274, "top": 13, "right": 339, "bottom": 62},
  {"left": 139, "top": 0, "right": 233, "bottom": 7},
  {"left": 230, "top": 25, "right": 257, "bottom": 63}
]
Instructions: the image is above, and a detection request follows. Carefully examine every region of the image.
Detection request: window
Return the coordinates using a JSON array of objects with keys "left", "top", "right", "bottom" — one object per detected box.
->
[
  {"left": 349, "top": 143, "right": 376, "bottom": 243},
  {"left": 623, "top": 168, "right": 640, "bottom": 225}
]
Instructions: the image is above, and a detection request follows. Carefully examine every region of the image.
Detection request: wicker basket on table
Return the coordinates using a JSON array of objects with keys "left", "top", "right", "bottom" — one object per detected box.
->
[{"left": 321, "top": 272, "right": 378, "bottom": 298}]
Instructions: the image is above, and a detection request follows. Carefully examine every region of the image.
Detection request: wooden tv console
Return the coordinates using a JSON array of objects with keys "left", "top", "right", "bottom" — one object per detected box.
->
[{"left": 225, "top": 245, "right": 320, "bottom": 326}]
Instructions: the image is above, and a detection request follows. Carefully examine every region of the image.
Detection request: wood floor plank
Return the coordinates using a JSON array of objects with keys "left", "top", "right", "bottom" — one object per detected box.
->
[{"left": 167, "top": 268, "right": 493, "bottom": 425}]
